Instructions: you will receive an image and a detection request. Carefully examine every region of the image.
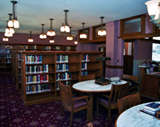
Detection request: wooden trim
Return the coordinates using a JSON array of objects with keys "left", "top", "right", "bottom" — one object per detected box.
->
[
  {"left": 120, "top": 14, "right": 146, "bottom": 37},
  {"left": 119, "top": 32, "right": 160, "bottom": 40},
  {"left": 79, "top": 37, "right": 106, "bottom": 44},
  {"left": 105, "top": 64, "right": 124, "bottom": 69}
]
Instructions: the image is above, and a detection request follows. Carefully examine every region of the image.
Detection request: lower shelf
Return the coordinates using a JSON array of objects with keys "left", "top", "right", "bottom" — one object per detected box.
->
[{"left": 22, "top": 96, "right": 61, "bottom": 106}]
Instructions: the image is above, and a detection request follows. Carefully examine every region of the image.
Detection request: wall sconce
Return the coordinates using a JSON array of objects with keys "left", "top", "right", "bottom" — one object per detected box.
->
[
  {"left": 47, "top": 18, "right": 56, "bottom": 36},
  {"left": 145, "top": 0, "right": 160, "bottom": 28},
  {"left": 39, "top": 24, "right": 47, "bottom": 39},
  {"left": 97, "top": 16, "right": 106, "bottom": 36},
  {"left": 60, "top": 10, "right": 70, "bottom": 33},
  {"left": 79, "top": 23, "right": 87, "bottom": 39},
  {"left": 28, "top": 31, "right": 34, "bottom": 42},
  {"left": 8, "top": 1, "right": 19, "bottom": 28}
]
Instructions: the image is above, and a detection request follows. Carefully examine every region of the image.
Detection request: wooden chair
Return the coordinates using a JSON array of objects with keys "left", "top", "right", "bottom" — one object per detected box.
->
[
  {"left": 79, "top": 74, "right": 95, "bottom": 82},
  {"left": 97, "top": 82, "right": 129, "bottom": 122},
  {"left": 59, "top": 81, "right": 89, "bottom": 126},
  {"left": 122, "top": 74, "right": 139, "bottom": 94},
  {"left": 117, "top": 92, "right": 141, "bottom": 114}
]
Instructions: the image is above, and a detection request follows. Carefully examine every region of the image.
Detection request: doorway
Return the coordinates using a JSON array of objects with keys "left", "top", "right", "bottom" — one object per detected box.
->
[{"left": 123, "top": 41, "right": 134, "bottom": 75}]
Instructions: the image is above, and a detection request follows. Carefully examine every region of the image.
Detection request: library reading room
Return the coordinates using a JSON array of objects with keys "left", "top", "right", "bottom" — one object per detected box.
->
[{"left": 0, "top": 0, "right": 160, "bottom": 127}]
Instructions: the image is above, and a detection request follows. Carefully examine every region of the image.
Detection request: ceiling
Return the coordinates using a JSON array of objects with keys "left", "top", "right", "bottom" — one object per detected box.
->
[{"left": 0, "top": 0, "right": 149, "bottom": 36}]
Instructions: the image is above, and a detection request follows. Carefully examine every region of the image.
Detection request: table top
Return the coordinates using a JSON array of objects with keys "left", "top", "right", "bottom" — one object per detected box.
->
[
  {"left": 116, "top": 101, "right": 160, "bottom": 127},
  {"left": 72, "top": 80, "right": 127, "bottom": 93}
]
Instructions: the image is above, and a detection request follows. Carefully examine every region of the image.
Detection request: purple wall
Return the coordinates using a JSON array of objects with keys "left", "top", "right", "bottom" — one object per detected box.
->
[
  {"left": 105, "top": 21, "right": 124, "bottom": 78},
  {"left": 0, "top": 32, "right": 76, "bottom": 45}
]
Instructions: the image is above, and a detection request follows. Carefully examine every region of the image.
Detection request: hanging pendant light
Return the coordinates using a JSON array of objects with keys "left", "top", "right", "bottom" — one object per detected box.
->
[
  {"left": 10, "top": 1, "right": 19, "bottom": 28},
  {"left": 60, "top": 10, "right": 70, "bottom": 33},
  {"left": 28, "top": 31, "right": 34, "bottom": 42},
  {"left": 145, "top": 0, "right": 160, "bottom": 28},
  {"left": 49, "top": 37, "right": 55, "bottom": 43},
  {"left": 6, "top": 20, "right": 15, "bottom": 35},
  {"left": 8, "top": 14, "right": 14, "bottom": 28},
  {"left": 3, "top": 37, "right": 9, "bottom": 42},
  {"left": 79, "top": 23, "right": 87, "bottom": 39},
  {"left": 97, "top": 16, "right": 106, "bottom": 36},
  {"left": 39, "top": 24, "right": 47, "bottom": 39},
  {"left": 47, "top": 18, "right": 56, "bottom": 36},
  {"left": 66, "top": 27, "right": 73, "bottom": 41},
  {"left": 4, "top": 32, "right": 13, "bottom": 38},
  {"left": 5, "top": 21, "right": 13, "bottom": 37},
  {"left": 74, "top": 35, "right": 78, "bottom": 44}
]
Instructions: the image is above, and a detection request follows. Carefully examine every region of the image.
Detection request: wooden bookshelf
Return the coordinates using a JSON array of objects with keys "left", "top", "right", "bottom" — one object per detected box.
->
[
  {"left": 0, "top": 44, "right": 13, "bottom": 73},
  {"left": 20, "top": 51, "right": 103, "bottom": 106}
]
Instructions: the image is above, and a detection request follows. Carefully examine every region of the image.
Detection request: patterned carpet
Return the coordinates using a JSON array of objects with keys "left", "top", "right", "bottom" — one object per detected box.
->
[{"left": 0, "top": 74, "right": 118, "bottom": 127}]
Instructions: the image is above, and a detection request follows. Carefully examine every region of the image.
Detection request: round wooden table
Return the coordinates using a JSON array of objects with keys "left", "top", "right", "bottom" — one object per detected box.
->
[{"left": 72, "top": 79, "right": 127, "bottom": 122}]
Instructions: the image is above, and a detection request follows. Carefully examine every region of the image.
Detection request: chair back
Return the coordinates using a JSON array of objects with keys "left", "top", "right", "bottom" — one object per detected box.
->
[
  {"left": 118, "top": 92, "right": 141, "bottom": 114},
  {"left": 109, "top": 82, "right": 129, "bottom": 105},
  {"left": 122, "top": 74, "right": 138, "bottom": 83},
  {"left": 59, "top": 82, "right": 73, "bottom": 111},
  {"left": 79, "top": 74, "right": 95, "bottom": 82}
]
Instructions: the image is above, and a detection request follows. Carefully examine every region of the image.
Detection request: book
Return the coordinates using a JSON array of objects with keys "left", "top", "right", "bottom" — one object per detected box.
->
[
  {"left": 143, "top": 108, "right": 156, "bottom": 115},
  {"left": 144, "top": 102, "right": 160, "bottom": 111},
  {"left": 139, "top": 109, "right": 156, "bottom": 116}
]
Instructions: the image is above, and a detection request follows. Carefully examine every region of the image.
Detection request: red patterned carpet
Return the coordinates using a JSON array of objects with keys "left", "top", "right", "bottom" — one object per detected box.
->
[{"left": 0, "top": 74, "right": 119, "bottom": 127}]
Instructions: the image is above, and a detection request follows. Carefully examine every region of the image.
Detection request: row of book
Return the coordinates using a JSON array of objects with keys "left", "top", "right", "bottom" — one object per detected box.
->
[
  {"left": 25, "top": 55, "right": 42, "bottom": 64},
  {"left": 140, "top": 102, "right": 160, "bottom": 116},
  {"left": 6, "top": 54, "right": 11, "bottom": 58},
  {"left": 56, "top": 72, "right": 71, "bottom": 81},
  {"left": 57, "top": 55, "right": 68, "bottom": 63},
  {"left": 18, "top": 54, "right": 21, "bottom": 60},
  {"left": 81, "top": 63, "right": 87, "bottom": 70},
  {"left": 81, "top": 71, "right": 88, "bottom": 76},
  {"left": 26, "top": 74, "right": 49, "bottom": 84},
  {"left": 81, "top": 54, "right": 89, "bottom": 62},
  {"left": 56, "top": 64, "right": 69, "bottom": 72},
  {"left": 26, "top": 64, "right": 48, "bottom": 74},
  {"left": 26, "top": 83, "right": 51, "bottom": 94},
  {"left": 18, "top": 62, "right": 21, "bottom": 68},
  {"left": 6, "top": 59, "right": 11, "bottom": 63}
]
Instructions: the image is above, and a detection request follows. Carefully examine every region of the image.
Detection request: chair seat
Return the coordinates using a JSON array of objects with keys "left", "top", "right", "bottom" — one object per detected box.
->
[
  {"left": 99, "top": 96, "right": 109, "bottom": 105},
  {"left": 73, "top": 99, "right": 88, "bottom": 109}
]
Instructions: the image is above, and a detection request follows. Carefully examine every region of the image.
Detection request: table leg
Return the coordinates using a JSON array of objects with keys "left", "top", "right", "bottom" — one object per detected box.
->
[{"left": 88, "top": 93, "right": 94, "bottom": 122}]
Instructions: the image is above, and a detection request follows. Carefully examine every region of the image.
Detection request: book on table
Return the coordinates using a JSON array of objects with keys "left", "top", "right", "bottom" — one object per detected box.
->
[{"left": 144, "top": 102, "right": 160, "bottom": 111}]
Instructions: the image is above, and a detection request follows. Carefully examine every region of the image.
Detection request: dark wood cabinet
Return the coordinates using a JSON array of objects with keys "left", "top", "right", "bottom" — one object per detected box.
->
[{"left": 140, "top": 67, "right": 160, "bottom": 100}]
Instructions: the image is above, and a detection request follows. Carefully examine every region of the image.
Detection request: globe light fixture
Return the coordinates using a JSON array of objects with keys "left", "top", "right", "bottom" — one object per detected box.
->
[
  {"left": 79, "top": 23, "right": 87, "bottom": 39},
  {"left": 97, "top": 16, "right": 106, "bottom": 36},
  {"left": 60, "top": 10, "right": 70, "bottom": 33},
  {"left": 47, "top": 18, "right": 56, "bottom": 36},
  {"left": 39, "top": 24, "right": 47, "bottom": 39},
  {"left": 145, "top": 0, "right": 160, "bottom": 28},
  {"left": 28, "top": 31, "right": 34, "bottom": 42}
]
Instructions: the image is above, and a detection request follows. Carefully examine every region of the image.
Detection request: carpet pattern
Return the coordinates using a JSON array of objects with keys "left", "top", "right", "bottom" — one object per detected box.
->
[{"left": 0, "top": 74, "right": 118, "bottom": 127}]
